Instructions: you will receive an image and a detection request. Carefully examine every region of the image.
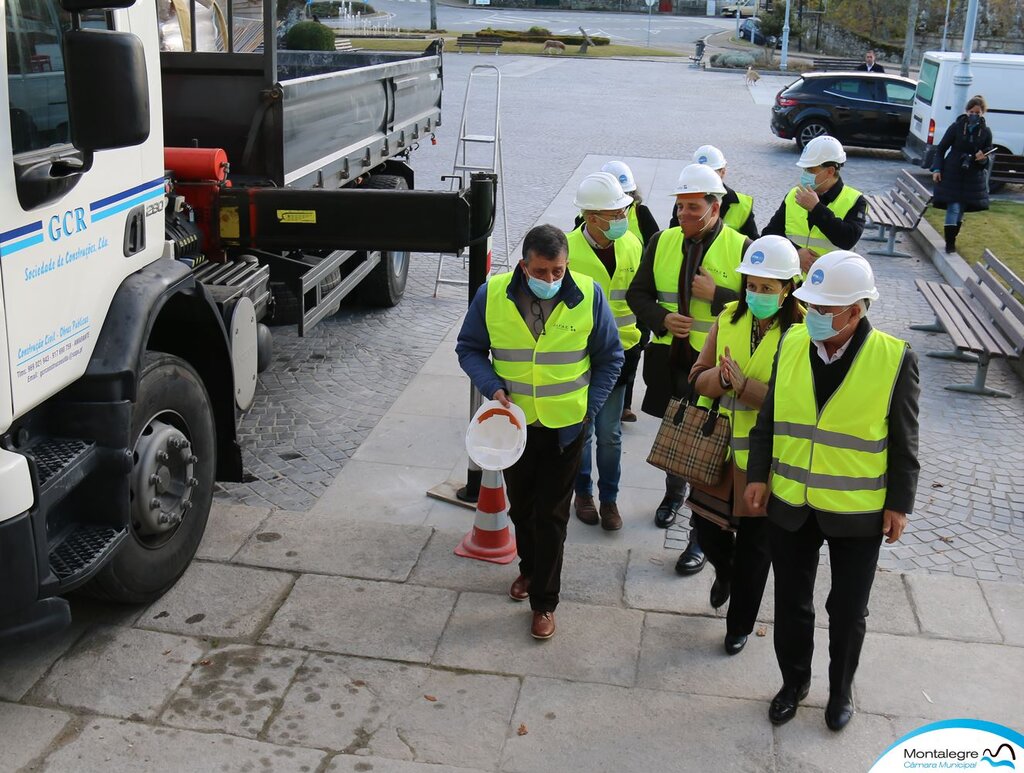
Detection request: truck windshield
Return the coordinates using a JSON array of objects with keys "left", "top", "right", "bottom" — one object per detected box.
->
[{"left": 916, "top": 59, "right": 939, "bottom": 105}]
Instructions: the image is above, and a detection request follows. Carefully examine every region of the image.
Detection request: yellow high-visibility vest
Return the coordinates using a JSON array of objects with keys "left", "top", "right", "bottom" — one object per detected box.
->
[
  {"left": 770, "top": 325, "right": 907, "bottom": 514},
  {"left": 566, "top": 226, "right": 641, "bottom": 350},
  {"left": 723, "top": 191, "right": 754, "bottom": 234},
  {"left": 651, "top": 225, "right": 746, "bottom": 352},
  {"left": 486, "top": 271, "right": 595, "bottom": 428},
  {"left": 626, "top": 203, "right": 643, "bottom": 245},
  {"left": 783, "top": 184, "right": 861, "bottom": 257}
]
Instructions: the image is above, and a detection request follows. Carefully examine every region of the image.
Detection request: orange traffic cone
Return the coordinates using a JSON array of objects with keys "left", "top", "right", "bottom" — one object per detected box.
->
[{"left": 455, "top": 467, "right": 517, "bottom": 564}]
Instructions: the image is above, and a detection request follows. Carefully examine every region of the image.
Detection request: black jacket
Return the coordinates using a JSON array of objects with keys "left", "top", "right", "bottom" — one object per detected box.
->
[
  {"left": 746, "top": 318, "right": 921, "bottom": 538},
  {"left": 762, "top": 178, "right": 867, "bottom": 253},
  {"left": 668, "top": 186, "right": 759, "bottom": 241},
  {"left": 931, "top": 114, "right": 993, "bottom": 213},
  {"left": 857, "top": 62, "right": 885, "bottom": 73}
]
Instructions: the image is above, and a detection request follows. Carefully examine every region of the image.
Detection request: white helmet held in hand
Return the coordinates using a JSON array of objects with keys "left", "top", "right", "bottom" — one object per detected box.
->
[
  {"left": 573, "top": 172, "right": 634, "bottom": 211},
  {"left": 600, "top": 160, "right": 637, "bottom": 193},
  {"left": 737, "top": 235, "right": 802, "bottom": 280},
  {"left": 794, "top": 251, "right": 880, "bottom": 306},
  {"left": 693, "top": 144, "right": 727, "bottom": 170},
  {"left": 796, "top": 135, "right": 847, "bottom": 168},
  {"left": 671, "top": 163, "right": 727, "bottom": 198}
]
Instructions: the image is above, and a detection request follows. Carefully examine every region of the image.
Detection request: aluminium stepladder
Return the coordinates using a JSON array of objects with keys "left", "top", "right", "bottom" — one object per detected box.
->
[{"left": 433, "top": 64, "right": 510, "bottom": 297}]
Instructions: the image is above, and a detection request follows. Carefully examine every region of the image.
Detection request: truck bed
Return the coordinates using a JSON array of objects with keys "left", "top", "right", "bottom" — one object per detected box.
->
[{"left": 160, "top": 45, "right": 443, "bottom": 188}]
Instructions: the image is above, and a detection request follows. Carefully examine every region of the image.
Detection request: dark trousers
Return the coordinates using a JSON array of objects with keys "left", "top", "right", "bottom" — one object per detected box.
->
[
  {"left": 504, "top": 426, "right": 585, "bottom": 613},
  {"left": 767, "top": 517, "right": 883, "bottom": 700},
  {"left": 622, "top": 327, "right": 648, "bottom": 410},
  {"left": 694, "top": 516, "right": 771, "bottom": 636}
]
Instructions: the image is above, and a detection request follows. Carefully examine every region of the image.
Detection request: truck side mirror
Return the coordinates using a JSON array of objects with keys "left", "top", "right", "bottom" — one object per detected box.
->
[{"left": 63, "top": 28, "right": 150, "bottom": 152}]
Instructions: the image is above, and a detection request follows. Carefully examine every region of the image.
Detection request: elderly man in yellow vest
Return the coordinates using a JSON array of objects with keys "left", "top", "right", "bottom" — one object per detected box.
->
[
  {"left": 456, "top": 225, "right": 623, "bottom": 640},
  {"left": 761, "top": 135, "right": 867, "bottom": 274},
  {"left": 626, "top": 163, "right": 752, "bottom": 576},
  {"left": 743, "top": 251, "right": 920, "bottom": 732},
  {"left": 566, "top": 172, "right": 643, "bottom": 531}
]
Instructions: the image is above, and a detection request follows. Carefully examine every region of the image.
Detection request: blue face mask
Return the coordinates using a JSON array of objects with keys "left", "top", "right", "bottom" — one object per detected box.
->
[
  {"left": 967, "top": 113, "right": 981, "bottom": 126},
  {"left": 527, "top": 273, "right": 561, "bottom": 300},
  {"left": 603, "top": 217, "right": 629, "bottom": 241},
  {"left": 805, "top": 306, "right": 852, "bottom": 341},
  {"left": 799, "top": 170, "right": 819, "bottom": 189},
  {"left": 746, "top": 290, "right": 782, "bottom": 320}
]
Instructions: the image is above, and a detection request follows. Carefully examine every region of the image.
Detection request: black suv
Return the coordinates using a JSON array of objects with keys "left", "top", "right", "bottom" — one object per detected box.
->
[{"left": 771, "top": 72, "right": 918, "bottom": 150}]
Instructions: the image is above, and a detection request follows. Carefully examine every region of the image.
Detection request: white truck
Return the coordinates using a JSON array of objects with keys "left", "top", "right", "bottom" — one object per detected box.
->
[
  {"left": 902, "top": 51, "right": 1024, "bottom": 189},
  {"left": 0, "top": 0, "right": 494, "bottom": 642}
]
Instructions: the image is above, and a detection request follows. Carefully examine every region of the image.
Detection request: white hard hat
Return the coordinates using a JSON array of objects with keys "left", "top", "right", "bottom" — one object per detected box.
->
[
  {"left": 671, "top": 163, "right": 727, "bottom": 197},
  {"left": 466, "top": 400, "right": 527, "bottom": 470},
  {"left": 737, "top": 235, "right": 801, "bottom": 280},
  {"left": 794, "top": 251, "right": 880, "bottom": 306},
  {"left": 693, "top": 144, "right": 727, "bottom": 170},
  {"left": 573, "top": 172, "right": 633, "bottom": 211},
  {"left": 796, "top": 135, "right": 847, "bottom": 168},
  {"left": 600, "top": 160, "right": 637, "bottom": 193}
]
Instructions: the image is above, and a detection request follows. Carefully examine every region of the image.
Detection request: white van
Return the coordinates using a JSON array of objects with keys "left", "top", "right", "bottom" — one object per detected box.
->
[{"left": 902, "top": 52, "right": 1024, "bottom": 170}]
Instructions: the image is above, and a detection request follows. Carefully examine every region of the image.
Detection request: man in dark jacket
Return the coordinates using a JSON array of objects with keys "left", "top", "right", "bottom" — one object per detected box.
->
[
  {"left": 457, "top": 224, "right": 623, "bottom": 640},
  {"left": 856, "top": 50, "right": 885, "bottom": 73},
  {"left": 744, "top": 251, "right": 920, "bottom": 733}
]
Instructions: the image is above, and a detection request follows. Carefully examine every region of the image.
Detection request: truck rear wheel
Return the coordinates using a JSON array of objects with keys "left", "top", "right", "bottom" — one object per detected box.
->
[
  {"left": 86, "top": 353, "right": 215, "bottom": 603},
  {"left": 359, "top": 174, "right": 410, "bottom": 307}
]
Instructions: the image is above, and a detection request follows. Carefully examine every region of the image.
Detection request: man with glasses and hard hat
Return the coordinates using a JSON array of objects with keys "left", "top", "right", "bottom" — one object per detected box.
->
[
  {"left": 456, "top": 224, "right": 623, "bottom": 641},
  {"left": 670, "top": 145, "right": 759, "bottom": 241},
  {"left": 743, "top": 251, "right": 920, "bottom": 732},
  {"left": 627, "top": 164, "right": 752, "bottom": 576},
  {"left": 566, "top": 172, "right": 644, "bottom": 532},
  {"left": 761, "top": 135, "right": 867, "bottom": 274}
]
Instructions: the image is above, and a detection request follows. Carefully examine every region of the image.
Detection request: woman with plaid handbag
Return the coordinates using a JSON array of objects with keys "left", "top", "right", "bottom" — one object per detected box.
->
[{"left": 685, "top": 235, "right": 804, "bottom": 656}]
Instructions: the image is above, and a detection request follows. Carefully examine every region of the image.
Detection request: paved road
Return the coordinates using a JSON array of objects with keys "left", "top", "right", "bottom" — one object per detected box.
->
[{"left": 328, "top": 1, "right": 735, "bottom": 49}]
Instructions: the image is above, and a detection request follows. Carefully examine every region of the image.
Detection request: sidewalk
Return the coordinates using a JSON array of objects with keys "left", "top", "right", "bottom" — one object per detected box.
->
[{"left": 4, "top": 157, "right": 1023, "bottom": 772}]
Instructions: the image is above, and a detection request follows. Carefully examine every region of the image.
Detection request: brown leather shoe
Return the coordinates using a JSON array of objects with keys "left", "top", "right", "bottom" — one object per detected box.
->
[
  {"left": 531, "top": 611, "right": 556, "bottom": 640},
  {"left": 509, "top": 575, "right": 530, "bottom": 602},
  {"left": 574, "top": 494, "right": 599, "bottom": 525},
  {"left": 599, "top": 501, "right": 623, "bottom": 531},
  {"left": 621, "top": 408, "right": 637, "bottom": 423}
]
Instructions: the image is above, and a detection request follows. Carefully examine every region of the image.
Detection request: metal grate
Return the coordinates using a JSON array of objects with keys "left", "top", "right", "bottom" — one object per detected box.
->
[
  {"left": 28, "top": 439, "right": 91, "bottom": 488},
  {"left": 49, "top": 526, "right": 121, "bottom": 580}
]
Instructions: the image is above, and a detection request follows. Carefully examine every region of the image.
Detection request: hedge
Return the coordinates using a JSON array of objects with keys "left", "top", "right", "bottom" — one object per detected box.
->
[
  {"left": 286, "top": 20, "right": 337, "bottom": 50},
  {"left": 476, "top": 27, "right": 610, "bottom": 45}
]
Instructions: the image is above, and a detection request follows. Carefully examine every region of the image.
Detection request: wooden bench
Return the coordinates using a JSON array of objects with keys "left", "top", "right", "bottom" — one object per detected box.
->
[
  {"left": 455, "top": 35, "right": 502, "bottom": 53},
  {"left": 911, "top": 249, "right": 1024, "bottom": 397},
  {"left": 810, "top": 57, "right": 863, "bottom": 71},
  {"left": 862, "top": 169, "right": 931, "bottom": 258},
  {"left": 989, "top": 150, "right": 1024, "bottom": 190},
  {"left": 334, "top": 37, "right": 355, "bottom": 51}
]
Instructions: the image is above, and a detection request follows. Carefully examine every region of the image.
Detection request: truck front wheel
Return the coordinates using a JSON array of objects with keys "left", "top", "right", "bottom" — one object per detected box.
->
[
  {"left": 86, "top": 353, "right": 216, "bottom": 603},
  {"left": 360, "top": 174, "right": 411, "bottom": 307}
]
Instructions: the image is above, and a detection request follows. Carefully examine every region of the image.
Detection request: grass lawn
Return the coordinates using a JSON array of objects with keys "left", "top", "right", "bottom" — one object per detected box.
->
[
  {"left": 924, "top": 200, "right": 1024, "bottom": 279},
  {"left": 346, "top": 37, "right": 681, "bottom": 57}
]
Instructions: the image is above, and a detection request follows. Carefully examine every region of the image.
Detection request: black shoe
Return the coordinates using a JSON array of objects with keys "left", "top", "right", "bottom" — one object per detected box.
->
[
  {"left": 674, "top": 535, "right": 706, "bottom": 576},
  {"left": 944, "top": 224, "right": 957, "bottom": 254},
  {"left": 724, "top": 633, "right": 747, "bottom": 656},
  {"left": 709, "top": 577, "right": 731, "bottom": 609},
  {"left": 768, "top": 681, "right": 811, "bottom": 726},
  {"left": 825, "top": 695, "right": 855, "bottom": 731},
  {"left": 655, "top": 495, "right": 682, "bottom": 528}
]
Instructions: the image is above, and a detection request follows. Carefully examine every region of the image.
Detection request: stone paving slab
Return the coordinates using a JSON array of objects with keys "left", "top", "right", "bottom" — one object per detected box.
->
[
  {"left": 260, "top": 575, "right": 457, "bottom": 663},
  {"left": 351, "top": 413, "right": 467, "bottom": 471},
  {"left": 432, "top": 592, "right": 643, "bottom": 687},
  {"left": 33, "top": 626, "right": 205, "bottom": 721},
  {"left": 390, "top": 373, "right": 471, "bottom": 420},
  {"left": 500, "top": 676, "right": 773, "bottom": 773},
  {"left": 38, "top": 716, "right": 326, "bottom": 773},
  {"left": 773, "top": 711, "right": 900, "bottom": 773},
  {"left": 311, "top": 459, "right": 449, "bottom": 525},
  {"left": 327, "top": 756, "right": 491, "bottom": 773},
  {"left": 0, "top": 625, "right": 83, "bottom": 702},
  {"left": 266, "top": 653, "right": 520, "bottom": 769},
  {"left": 161, "top": 645, "right": 307, "bottom": 739},
  {"left": 233, "top": 512, "right": 433, "bottom": 582},
  {"left": 408, "top": 530, "right": 627, "bottom": 608},
  {"left": 905, "top": 573, "right": 1003, "bottom": 643},
  {"left": 979, "top": 580, "right": 1024, "bottom": 646},
  {"left": 855, "top": 631, "right": 1024, "bottom": 725},
  {"left": 196, "top": 503, "right": 270, "bottom": 561},
  {"left": 0, "top": 701, "right": 73, "bottom": 772},
  {"left": 139, "top": 562, "right": 294, "bottom": 641}
]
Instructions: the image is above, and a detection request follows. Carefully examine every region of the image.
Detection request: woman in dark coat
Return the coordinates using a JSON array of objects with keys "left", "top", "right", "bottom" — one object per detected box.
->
[{"left": 931, "top": 94, "right": 994, "bottom": 254}]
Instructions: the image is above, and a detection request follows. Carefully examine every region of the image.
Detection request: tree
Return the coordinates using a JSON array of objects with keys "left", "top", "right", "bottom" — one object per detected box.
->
[{"left": 759, "top": 4, "right": 803, "bottom": 62}]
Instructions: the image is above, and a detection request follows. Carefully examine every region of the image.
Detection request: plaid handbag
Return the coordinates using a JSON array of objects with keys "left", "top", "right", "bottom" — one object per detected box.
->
[{"left": 646, "top": 394, "right": 731, "bottom": 486}]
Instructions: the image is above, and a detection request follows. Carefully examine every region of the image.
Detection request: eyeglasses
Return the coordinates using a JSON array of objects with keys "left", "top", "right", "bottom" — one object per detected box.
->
[
  {"left": 531, "top": 299, "right": 547, "bottom": 337},
  {"left": 595, "top": 209, "right": 628, "bottom": 220}
]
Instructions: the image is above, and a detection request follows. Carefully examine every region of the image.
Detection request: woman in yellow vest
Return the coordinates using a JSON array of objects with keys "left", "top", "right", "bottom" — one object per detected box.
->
[{"left": 687, "top": 235, "right": 805, "bottom": 656}]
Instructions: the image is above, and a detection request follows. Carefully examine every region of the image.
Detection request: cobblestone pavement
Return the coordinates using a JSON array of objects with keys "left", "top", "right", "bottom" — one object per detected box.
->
[{"left": 218, "top": 54, "right": 1023, "bottom": 582}]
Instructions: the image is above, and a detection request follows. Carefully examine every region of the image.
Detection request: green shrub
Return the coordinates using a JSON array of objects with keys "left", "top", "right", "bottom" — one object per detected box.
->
[
  {"left": 710, "top": 51, "right": 755, "bottom": 68},
  {"left": 286, "top": 20, "right": 337, "bottom": 50},
  {"left": 476, "top": 27, "right": 610, "bottom": 45},
  {"left": 526, "top": 26, "right": 552, "bottom": 37}
]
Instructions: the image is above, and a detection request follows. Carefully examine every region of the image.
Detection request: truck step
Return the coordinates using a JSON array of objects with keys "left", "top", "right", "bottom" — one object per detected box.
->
[
  {"left": 24, "top": 439, "right": 99, "bottom": 505},
  {"left": 49, "top": 525, "right": 126, "bottom": 585}
]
